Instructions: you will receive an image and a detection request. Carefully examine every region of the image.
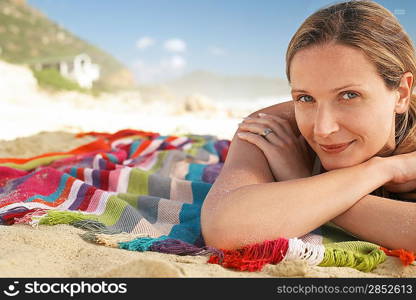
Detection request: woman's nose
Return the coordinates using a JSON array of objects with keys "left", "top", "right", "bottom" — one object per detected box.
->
[{"left": 313, "top": 107, "right": 340, "bottom": 138}]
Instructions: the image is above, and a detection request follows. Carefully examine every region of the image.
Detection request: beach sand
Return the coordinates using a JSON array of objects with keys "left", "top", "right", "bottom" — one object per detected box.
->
[{"left": 0, "top": 131, "right": 415, "bottom": 278}]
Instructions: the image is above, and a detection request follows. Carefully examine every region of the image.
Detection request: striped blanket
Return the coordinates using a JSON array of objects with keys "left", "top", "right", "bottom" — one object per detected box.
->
[{"left": 0, "top": 129, "right": 414, "bottom": 273}]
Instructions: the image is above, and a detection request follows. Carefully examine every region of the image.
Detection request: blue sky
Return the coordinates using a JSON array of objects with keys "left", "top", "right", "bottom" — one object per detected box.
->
[{"left": 27, "top": 0, "right": 416, "bottom": 84}]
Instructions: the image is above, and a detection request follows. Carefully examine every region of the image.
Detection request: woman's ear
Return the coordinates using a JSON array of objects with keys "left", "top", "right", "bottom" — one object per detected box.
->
[{"left": 395, "top": 71, "right": 413, "bottom": 114}]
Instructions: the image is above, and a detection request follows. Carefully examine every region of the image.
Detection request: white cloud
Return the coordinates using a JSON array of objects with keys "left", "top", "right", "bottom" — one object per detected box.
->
[
  {"left": 161, "top": 55, "right": 186, "bottom": 70},
  {"left": 209, "top": 46, "right": 227, "bottom": 56},
  {"left": 132, "top": 55, "right": 187, "bottom": 84},
  {"left": 164, "top": 38, "right": 187, "bottom": 52},
  {"left": 136, "top": 36, "right": 156, "bottom": 50}
]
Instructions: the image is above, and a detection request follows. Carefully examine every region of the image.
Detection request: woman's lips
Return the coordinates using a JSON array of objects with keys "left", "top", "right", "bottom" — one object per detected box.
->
[{"left": 319, "top": 140, "right": 355, "bottom": 153}]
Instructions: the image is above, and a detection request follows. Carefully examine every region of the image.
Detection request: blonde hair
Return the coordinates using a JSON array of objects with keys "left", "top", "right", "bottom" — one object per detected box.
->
[{"left": 286, "top": 0, "right": 416, "bottom": 155}]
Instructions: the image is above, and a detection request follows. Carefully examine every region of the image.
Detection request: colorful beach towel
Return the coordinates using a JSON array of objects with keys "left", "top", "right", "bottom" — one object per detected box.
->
[{"left": 0, "top": 129, "right": 414, "bottom": 273}]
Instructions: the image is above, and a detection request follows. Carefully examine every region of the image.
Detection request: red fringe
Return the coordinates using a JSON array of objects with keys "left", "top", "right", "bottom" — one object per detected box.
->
[
  {"left": 208, "top": 238, "right": 289, "bottom": 272},
  {"left": 2, "top": 208, "right": 39, "bottom": 225},
  {"left": 380, "top": 247, "right": 416, "bottom": 266}
]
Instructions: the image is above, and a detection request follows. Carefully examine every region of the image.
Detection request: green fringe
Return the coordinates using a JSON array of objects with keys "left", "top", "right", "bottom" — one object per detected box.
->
[
  {"left": 39, "top": 210, "right": 99, "bottom": 226},
  {"left": 319, "top": 241, "right": 387, "bottom": 272}
]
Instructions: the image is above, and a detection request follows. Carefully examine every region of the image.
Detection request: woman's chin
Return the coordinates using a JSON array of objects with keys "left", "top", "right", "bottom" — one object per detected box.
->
[{"left": 320, "top": 159, "right": 357, "bottom": 171}]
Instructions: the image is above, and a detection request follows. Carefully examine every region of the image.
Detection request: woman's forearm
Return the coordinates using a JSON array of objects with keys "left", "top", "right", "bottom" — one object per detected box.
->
[
  {"left": 201, "top": 157, "right": 391, "bottom": 249},
  {"left": 331, "top": 194, "right": 416, "bottom": 252}
]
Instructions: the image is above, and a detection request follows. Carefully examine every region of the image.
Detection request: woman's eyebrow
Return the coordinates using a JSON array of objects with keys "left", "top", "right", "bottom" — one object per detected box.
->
[{"left": 291, "top": 84, "right": 363, "bottom": 93}]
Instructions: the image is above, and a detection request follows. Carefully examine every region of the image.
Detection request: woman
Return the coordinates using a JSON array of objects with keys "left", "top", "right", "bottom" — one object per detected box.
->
[{"left": 201, "top": 0, "right": 416, "bottom": 252}]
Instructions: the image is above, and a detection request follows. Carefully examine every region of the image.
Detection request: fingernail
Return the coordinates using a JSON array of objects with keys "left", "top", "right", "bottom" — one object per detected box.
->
[
  {"left": 258, "top": 113, "right": 267, "bottom": 117},
  {"left": 243, "top": 116, "right": 252, "bottom": 120},
  {"left": 237, "top": 132, "right": 249, "bottom": 137}
]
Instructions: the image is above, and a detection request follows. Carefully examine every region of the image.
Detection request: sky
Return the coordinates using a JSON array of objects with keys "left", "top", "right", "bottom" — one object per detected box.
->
[{"left": 27, "top": 0, "right": 416, "bottom": 84}]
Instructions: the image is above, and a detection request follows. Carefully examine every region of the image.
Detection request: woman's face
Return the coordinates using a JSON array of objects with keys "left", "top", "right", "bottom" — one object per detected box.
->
[{"left": 290, "top": 43, "right": 400, "bottom": 171}]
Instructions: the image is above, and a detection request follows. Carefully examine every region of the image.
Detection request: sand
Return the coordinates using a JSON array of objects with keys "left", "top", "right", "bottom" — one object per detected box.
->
[{"left": 0, "top": 131, "right": 415, "bottom": 278}]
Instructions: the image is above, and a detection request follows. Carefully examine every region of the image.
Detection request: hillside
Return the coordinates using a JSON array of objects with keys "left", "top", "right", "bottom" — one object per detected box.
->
[
  {"left": 160, "top": 70, "right": 291, "bottom": 100},
  {"left": 0, "top": 0, "right": 136, "bottom": 90}
]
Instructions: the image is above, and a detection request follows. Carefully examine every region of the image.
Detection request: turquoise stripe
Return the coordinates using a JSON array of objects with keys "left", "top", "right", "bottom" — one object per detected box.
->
[
  {"left": 203, "top": 140, "right": 217, "bottom": 154},
  {"left": 107, "top": 153, "right": 118, "bottom": 163},
  {"left": 190, "top": 181, "right": 212, "bottom": 206},
  {"left": 185, "top": 163, "right": 205, "bottom": 181},
  {"left": 128, "top": 140, "right": 142, "bottom": 158},
  {"left": 170, "top": 203, "right": 201, "bottom": 244},
  {"left": 69, "top": 167, "right": 77, "bottom": 177},
  {"left": 27, "top": 173, "right": 70, "bottom": 203}
]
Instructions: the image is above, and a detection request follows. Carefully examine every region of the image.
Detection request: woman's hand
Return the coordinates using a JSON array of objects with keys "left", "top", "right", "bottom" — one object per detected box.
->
[
  {"left": 237, "top": 112, "right": 313, "bottom": 182},
  {"left": 382, "top": 152, "right": 416, "bottom": 193}
]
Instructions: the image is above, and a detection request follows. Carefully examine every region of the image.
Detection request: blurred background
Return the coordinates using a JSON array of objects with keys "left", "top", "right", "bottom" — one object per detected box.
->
[{"left": 0, "top": 0, "right": 414, "bottom": 141}]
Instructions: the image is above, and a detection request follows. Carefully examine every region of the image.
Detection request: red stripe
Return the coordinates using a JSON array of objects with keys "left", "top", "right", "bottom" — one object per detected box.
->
[
  {"left": 99, "top": 170, "right": 109, "bottom": 190},
  {"left": 76, "top": 168, "right": 84, "bottom": 181},
  {"left": 77, "top": 185, "right": 96, "bottom": 211}
]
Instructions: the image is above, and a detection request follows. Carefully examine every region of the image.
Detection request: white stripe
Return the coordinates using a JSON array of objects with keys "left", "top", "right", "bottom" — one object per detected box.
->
[
  {"left": 170, "top": 136, "right": 188, "bottom": 147},
  {"left": 84, "top": 168, "right": 93, "bottom": 185},
  {"left": 139, "top": 139, "right": 164, "bottom": 156},
  {"left": 282, "top": 238, "right": 325, "bottom": 266},
  {"left": 131, "top": 218, "right": 162, "bottom": 237},
  {"left": 116, "top": 167, "right": 131, "bottom": 193},
  {"left": 156, "top": 198, "right": 183, "bottom": 226},
  {"left": 93, "top": 154, "right": 102, "bottom": 169}
]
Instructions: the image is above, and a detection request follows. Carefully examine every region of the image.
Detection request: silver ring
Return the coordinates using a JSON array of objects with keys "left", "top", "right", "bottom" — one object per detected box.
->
[{"left": 262, "top": 128, "right": 273, "bottom": 137}]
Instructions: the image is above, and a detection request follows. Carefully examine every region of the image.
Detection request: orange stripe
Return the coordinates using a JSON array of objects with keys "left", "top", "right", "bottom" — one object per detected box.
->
[
  {"left": 131, "top": 139, "right": 152, "bottom": 158},
  {"left": 165, "top": 136, "right": 178, "bottom": 142}
]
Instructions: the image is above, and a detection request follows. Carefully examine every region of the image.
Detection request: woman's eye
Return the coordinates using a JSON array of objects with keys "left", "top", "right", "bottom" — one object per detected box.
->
[
  {"left": 297, "top": 95, "right": 313, "bottom": 102},
  {"left": 342, "top": 92, "right": 358, "bottom": 100}
]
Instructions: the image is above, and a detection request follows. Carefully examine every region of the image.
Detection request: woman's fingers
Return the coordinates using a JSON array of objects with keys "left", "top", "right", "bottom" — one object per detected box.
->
[
  {"left": 244, "top": 113, "right": 295, "bottom": 138},
  {"left": 239, "top": 114, "right": 294, "bottom": 146},
  {"left": 238, "top": 123, "right": 284, "bottom": 147},
  {"left": 237, "top": 131, "right": 276, "bottom": 153}
]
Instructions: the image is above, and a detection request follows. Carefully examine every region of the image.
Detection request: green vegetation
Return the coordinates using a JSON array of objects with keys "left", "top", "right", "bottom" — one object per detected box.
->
[{"left": 32, "top": 68, "right": 86, "bottom": 92}]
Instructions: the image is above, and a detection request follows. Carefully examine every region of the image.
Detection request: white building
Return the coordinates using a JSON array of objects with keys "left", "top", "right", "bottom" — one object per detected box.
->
[{"left": 33, "top": 53, "right": 100, "bottom": 89}]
